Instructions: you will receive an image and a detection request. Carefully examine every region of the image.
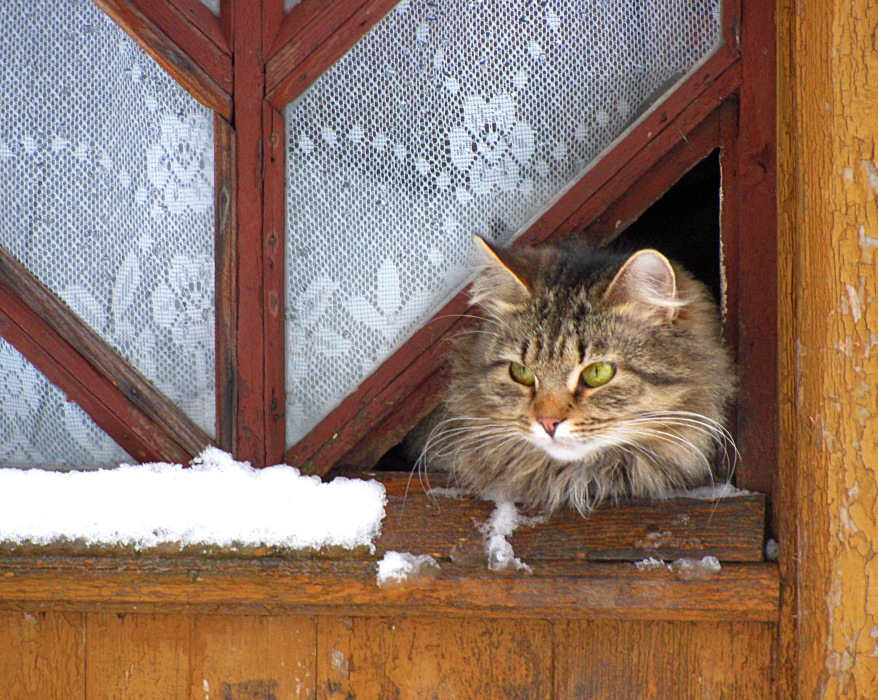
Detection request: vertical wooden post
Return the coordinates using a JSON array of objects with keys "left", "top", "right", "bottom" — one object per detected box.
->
[{"left": 777, "top": 0, "right": 878, "bottom": 695}]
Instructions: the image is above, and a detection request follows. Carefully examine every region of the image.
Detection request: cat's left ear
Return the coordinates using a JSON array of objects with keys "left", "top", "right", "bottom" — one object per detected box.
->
[
  {"left": 602, "top": 249, "right": 680, "bottom": 322},
  {"left": 470, "top": 236, "right": 532, "bottom": 312}
]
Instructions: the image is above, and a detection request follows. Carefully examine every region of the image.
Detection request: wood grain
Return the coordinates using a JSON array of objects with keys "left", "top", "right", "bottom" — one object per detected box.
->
[
  {"left": 85, "top": 613, "right": 191, "bottom": 698},
  {"left": 0, "top": 612, "right": 85, "bottom": 699},
  {"left": 317, "top": 616, "right": 553, "bottom": 699},
  {"left": 553, "top": 620, "right": 775, "bottom": 698},
  {"left": 191, "top": 615, "right": 317, "bottom": 699},
  {"left": 776, "top": 0, "right": 878, "bottom": 696}
]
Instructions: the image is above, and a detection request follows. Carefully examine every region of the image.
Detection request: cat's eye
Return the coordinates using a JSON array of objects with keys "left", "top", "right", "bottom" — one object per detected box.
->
[
  {"left": 580, "top": 362, "right": 616, "bottom": 388},
  {"left": 509, "top": 361, "right": 536, "bottom": 386}
]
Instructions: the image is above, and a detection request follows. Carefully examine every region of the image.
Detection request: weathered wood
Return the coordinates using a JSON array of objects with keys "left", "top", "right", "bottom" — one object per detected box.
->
[
  {"left": 0, "top": 612, "right": 85, "bottom": 698},
  {"left": 776, "top": 0, "right": 878, "bottom": 696},
  {"left": 268, "top": 0, "right": 364, "bottom": 59},
  {"left": 0, "top": 285, "right": 193, "bottom": 465},
  {"left": 266, "top": 0, "right": 399, "bottom": 107},
  {"left": 85, "top": 613, "right": 191, "bottom": 698},
  {"left": 91, "top": 0, "right": 232, "bottom": 119},
  {"left": 0, "top": 557, "right": 779, "bottom": 621},
  {"left": 553, "top": 620, "right": 775, "bottom": 698},
  {"left": 263, "top": 106, "right": 288, "bottom": 465},
  {"left": 215, "top": 115, "right": 237, "bottom": 452},
  {"left": 317, "top": 616, "right": 554, "bottom": 699},
  {"left": 191, "top": 615, "right": 317, "bottom": 698},
  {"left": 722, "top": 0, "right": 777, "bottom": 496},
  {"left": 0, "top": 251, "right": 211, "bottom": 462},
  {"left": 288, "top": 69, "right": 740, "bottom": 475},
  {"left": 167, "top": 0, "right": 230, "bottom": 54},
  {"left": 231, "top": 0, "right": 272, "bottom": 466}
]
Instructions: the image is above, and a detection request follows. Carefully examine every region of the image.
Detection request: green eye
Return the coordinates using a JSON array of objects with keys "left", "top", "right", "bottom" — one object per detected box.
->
[
  {"left": 509, "top": 362, "right": 536, "bottom": 386},
  {"left": 580, "top": 362, "right": 616, "bottom": 388}
]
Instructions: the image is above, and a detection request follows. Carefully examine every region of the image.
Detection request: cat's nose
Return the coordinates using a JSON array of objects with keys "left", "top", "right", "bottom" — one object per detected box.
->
[{"left": 538, "top": 417, "right": 562, "bottom": 437}]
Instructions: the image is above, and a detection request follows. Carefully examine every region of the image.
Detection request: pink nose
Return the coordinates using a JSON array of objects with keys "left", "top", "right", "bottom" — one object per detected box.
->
[{"left": 538, "top": 417, "right": 562, "bottom": 437}]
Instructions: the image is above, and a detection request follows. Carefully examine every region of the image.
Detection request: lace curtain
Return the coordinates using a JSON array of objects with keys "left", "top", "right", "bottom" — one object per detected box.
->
[
  {"left": 284, "top": 0, "right": 722, "bottom": 446},
  {"left": 0, "top": 0, "right": 216, "bottom": 468}
]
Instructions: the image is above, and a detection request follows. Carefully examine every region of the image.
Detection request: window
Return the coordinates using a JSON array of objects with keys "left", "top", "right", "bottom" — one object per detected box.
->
[{"left": 0, "top": 0, "right": 775, "bottom": 498}]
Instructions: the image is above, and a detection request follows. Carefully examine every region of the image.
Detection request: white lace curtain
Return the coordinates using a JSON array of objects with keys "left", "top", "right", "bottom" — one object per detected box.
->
[
  {"left": 0, "top": 0, "right": 216, "bottom": 468},
  {"left": 283, "top": 0, "right": 722, "bottom": 446}
]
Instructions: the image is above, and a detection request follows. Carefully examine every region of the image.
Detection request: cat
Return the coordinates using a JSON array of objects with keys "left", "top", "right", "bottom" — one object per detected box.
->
[{"left": 409, "top": 236, "right": 737, "bottom": 515}]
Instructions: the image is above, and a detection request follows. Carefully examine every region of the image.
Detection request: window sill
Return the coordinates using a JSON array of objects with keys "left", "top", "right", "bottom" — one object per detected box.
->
[{"left": 0, "top": 472, "right": 778, "bottom": 622}]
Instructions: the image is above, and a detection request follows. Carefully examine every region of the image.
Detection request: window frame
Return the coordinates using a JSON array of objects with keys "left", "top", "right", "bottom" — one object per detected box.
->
[{"left": 0, "top": 0, "right": 776, "bottom": 499}]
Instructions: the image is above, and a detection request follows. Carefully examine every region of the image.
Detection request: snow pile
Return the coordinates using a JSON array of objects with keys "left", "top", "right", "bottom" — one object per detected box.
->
[
  {"left": 634, "top": 557, "right": 667, "bottom": 571},
  {"left": 0, "top": 446, "right": 386, "bottom": 550},
  {"left": 634, "top": 556, "right": 722, "bottom": 579},
  {"left": 480, "top": 500, "right": 539, "bottom": 573},
  {"left": 376, "top": 551, "right": 440, "bottom": 588},
  {"left": 681, "top": 483, "right": 756, "bottom": 500}
]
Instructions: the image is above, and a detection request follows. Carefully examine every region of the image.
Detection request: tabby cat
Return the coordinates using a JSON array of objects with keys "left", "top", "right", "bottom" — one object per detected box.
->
[{"left": 410, "top": 236, "right": 736, "bottom": 514}]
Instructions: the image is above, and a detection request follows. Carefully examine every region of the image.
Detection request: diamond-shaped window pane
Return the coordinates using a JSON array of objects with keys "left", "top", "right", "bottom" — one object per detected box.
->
[
  {"left": 0, "top": 0, "right": 216, "bottom": 436},
  {"left": 0, "top": 339, "right": 132, "bottom": 470},
  {"left": 284, "top": 0, "right": 722, "bottom": 446}
]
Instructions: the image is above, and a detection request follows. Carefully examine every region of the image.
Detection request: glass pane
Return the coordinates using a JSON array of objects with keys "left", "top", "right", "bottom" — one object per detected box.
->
[
  {"left": 199, "top": 0, "right": 220, "bottom": 15},
  {"left": 0, "top": 0, "right": 216, "bottom": 435},
  {"left": 285, "top": 0, "right": 302, "bottom": 13},
  {"left": 284, "top": 0, "right": 722, "bottom": 447},
  {"left": 0, "top": 339, "right": 132, "bottom": 470}
]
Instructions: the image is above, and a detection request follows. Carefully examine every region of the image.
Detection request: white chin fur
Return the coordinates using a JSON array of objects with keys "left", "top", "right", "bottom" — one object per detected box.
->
[{"left": 527, "top": 423, "right": 606, "bottom": 463}]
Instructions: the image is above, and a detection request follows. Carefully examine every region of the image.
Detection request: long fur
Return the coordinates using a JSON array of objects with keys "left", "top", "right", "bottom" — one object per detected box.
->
[{"left": 408, "top": 239, "right": 737, "bottom": 515}]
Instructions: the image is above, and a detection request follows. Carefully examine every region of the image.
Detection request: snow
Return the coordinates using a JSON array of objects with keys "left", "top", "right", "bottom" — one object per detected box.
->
[
  {"left": 479, "top": 500, "right": 541, "bottom": 573},
  {"left": 376, "top": 551, "right": 440, "bottom": 588},
  {"left": 680, "top": 483, "right": 757, "bottom": 500},
  {"left": 634, "top": 556, "right": 667, "bottom": 571},
  {"left": 634, "top": 555, "right": 722, "bottom": 579},
  {"left": 0, "top": 446, "right": 386, "bottom": 550}
]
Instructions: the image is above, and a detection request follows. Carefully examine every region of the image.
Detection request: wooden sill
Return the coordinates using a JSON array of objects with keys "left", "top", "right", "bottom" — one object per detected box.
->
[{"left": 0, "top": 472, "right": 777, "bottom": 622}]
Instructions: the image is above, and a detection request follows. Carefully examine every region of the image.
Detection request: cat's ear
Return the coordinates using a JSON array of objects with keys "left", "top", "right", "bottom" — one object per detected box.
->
[
  {"left": 470, "top": 236, "right": 532, "bottom": 311},
  {"left": 602, "top": 249, "right": 680, "bottom": 322}
]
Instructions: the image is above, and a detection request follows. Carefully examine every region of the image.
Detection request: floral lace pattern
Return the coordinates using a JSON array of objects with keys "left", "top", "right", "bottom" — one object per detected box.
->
[
  {"left": 284, "top": 0, "right": 721, "bottom": 446},
  {"left": 0, "top": 0, "right": 216, "bottom": 466},
  {"left": 0, "top": 339, "right": 132, "bottom": 470}
]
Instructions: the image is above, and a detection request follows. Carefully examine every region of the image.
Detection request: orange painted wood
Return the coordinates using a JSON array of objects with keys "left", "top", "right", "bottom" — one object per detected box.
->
[
  {"left": 0, "top": 612, "right": 85, "bottom": 698},
  {"left": 85, "top": 613, "right": 191, "bottom": 698},
  {"left": 167, "top": 0, "right": 231, "bottom": 54},
  {"left": 0, "top": 275, "right": 198, "bottom": 465},
  {"left": 266, "top": 0, "right": 401, "bottom": 108},
  {"left": 553, "top": 620, "right": 775, "bottom": 698},
  {"left": 91, "top": 0, "right": 232, "bottom": 118},
  {"left": 317, "top": 616, "right": 554, "bottom": 699},
  {"left": 191, "top": 615, "right": 317, "bottom": 698},
  {"left": 0, "top": 558, "right": 780, "bottom": 621},
  {"left": 286, "top": 64, "right": 740, "bottom": 474},
  {"left": 776, "top": 0, "right": 878, "bottom": 696}
]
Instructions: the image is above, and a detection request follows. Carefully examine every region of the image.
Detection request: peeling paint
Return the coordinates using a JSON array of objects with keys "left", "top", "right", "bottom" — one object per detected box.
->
[
  {"left": 845, "top": 283, "right": 864, "bottom": 323},
  {"left": 862, "top": 159, "right": 878, "bottom": 197}
]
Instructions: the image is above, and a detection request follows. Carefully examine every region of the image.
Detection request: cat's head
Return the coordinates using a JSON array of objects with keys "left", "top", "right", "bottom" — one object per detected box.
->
[{"left": 443, "top": 236, "right": 735, "bottom": 499}]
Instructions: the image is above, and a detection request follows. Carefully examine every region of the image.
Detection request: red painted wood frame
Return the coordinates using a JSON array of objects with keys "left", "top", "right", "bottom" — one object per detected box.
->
[{"left": 0, "top": 1, "right": 776, "bottom": 498}]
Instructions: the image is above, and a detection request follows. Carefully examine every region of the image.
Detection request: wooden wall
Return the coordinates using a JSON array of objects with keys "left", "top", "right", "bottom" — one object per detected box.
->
[{"left": 0, "top": 611, "right": 776, "bottom": 698}]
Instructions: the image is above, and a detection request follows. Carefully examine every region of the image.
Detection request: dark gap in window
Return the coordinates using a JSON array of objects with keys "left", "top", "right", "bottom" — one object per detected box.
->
[{"left": 374, "top": 151, "right": 722, "bottom": 472}]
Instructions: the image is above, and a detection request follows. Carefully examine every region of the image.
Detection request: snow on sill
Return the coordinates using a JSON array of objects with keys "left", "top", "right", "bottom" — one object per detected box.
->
[{"left": 0, "top": 447, "right": 386, "bottom": 552}]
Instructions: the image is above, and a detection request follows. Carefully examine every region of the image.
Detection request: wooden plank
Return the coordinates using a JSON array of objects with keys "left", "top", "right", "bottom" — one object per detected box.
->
[
  {"left": 0, "top": 611, "right": 85, "bottom": 698},
  {"left": 776, "top": 0, "right": 878, "bottom": 696},
  {"left": 215, "top": 115, "right": 237, "bottom": 452},
  {"left": 0, "top": 285, "right": 193, "bottom": 465},
  {"left": 287, "top": 68, "right": 740, "bottom": 475},
  {"left": 85, "top": 613, "right": 191, "bottom": 698},
  {"left": 268, "top": 0, "right": 361, "bottom": 59},
  {"left": 316, "top": 616, "right": 553, "bottom": 699},
  {"left": 553, "top": 620, "right": 775, "bottom": 698},
  {"left": 91, "top": 0, "right": 232, "bottom": 119},
  {"left": 266, "top": 0, "right": 399, "bottom": 107},
  {"left": 167, "top": 0, "right": 231, "bottom": 54},
  {"left": 191, "top": 615, "right": 317, "bottom": 699},
  {"left": 263, "top": 106, "right": 288, "bottom": 465},
  {"left": 726, "top": 0, "right": 778, "bottom": 495},
  {"left": 0, "top": 251, "right": 211, "bottom": 462},
  {"left": 0, "top": 559, "right": 779, "bottom": 622},
  {"left": 231, "top": 0, "right": 271, "bottom": 466}
]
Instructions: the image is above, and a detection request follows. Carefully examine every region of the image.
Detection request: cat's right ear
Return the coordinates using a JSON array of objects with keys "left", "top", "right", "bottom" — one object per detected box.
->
[{"left": 470, "top": 236, "right": 532, "bottom": 312}]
